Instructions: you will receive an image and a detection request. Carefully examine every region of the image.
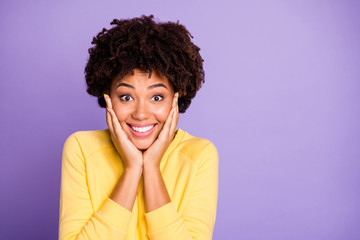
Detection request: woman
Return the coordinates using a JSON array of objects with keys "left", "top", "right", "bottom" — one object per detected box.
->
[{"left": 59, "top": 15, "right": 218, "bottom": 240}]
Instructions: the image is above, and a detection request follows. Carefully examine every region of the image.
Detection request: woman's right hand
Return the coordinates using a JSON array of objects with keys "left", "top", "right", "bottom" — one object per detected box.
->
[{"left": 104, "top": 94, "right": 143, "bottom": 170}]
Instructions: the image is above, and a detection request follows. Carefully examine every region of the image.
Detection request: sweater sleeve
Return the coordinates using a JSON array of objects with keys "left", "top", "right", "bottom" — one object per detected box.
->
[
  {"left": 144, "top": 143, "right": 219, "bottom": 240},
  {"left": 59, "top": 133, "right": 133, "bottom": 240}
]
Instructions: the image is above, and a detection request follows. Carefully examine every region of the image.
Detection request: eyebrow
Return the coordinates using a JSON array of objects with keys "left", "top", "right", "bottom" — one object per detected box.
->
[
  {"left": 148, "top": 83, "right": 168, "bottom": 89},
  {"left": 116, "top": 83, "right": 134, "bottom": 89},
  {"left": 116, "top": 83, "right": 168, "bottom": 90}
]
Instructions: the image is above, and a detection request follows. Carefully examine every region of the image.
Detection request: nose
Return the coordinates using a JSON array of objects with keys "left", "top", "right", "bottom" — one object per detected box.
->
[{"left": 131, "top": 100, "right": 150, "bottom": 121}]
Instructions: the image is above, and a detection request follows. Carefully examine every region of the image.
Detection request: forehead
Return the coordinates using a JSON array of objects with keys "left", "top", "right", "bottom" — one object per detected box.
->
[{"left": 112, "top": 68, "right": 172, "bottom": 88}]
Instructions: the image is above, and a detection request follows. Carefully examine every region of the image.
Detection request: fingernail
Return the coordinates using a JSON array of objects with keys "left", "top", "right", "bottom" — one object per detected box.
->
[
  {"left": 175, "top": 92, "right": 179, "bottom": 103},
  {"left": 104, "top": 94, "right": 108, "bottom": 105}
]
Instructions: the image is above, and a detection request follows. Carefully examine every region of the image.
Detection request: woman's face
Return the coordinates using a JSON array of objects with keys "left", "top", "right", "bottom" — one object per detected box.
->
[{"left": 109, "top": 68, "right": 175, "bottom": 150}]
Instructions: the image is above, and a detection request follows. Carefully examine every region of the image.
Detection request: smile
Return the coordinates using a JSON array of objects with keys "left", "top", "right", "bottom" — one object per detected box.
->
[
  {"left": 130, "top": 124, "right": 156, "bottom": 133},
  {"left": 127, "top": 123, "right": 158, "bottom": 137}
]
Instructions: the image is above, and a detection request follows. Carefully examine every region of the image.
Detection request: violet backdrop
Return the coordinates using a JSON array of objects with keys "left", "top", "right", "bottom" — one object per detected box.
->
[{"left": 1, "top": 0, "right": 359, "bottom": 239}]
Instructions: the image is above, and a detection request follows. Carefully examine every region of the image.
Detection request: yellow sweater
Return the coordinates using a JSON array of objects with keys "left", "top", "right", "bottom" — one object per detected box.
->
[{"left": 59, "top": 129, "right": 218, "bottom": 240}]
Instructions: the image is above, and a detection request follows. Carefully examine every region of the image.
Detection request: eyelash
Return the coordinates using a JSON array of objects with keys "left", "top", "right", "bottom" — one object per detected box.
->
[
  {"left": 120, "top": 94, "right": 133, "bottom": 101},
  {"left": 151, "top": 95, "right": 164, "bottom": 102},
  {"left": 119, "top": 94, "right": 164, "bottom": 102}
]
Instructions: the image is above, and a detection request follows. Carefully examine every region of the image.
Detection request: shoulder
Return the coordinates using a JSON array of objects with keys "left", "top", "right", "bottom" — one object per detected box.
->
[
  {"left": 63, "top": 129, "right": 113, "bottom": 158},
  {"left": 175, "top": 129, "right": 218, "bottom": 165}
]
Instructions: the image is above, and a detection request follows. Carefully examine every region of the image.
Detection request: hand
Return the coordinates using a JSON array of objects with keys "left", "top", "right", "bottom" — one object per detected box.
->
[
  {"left": 143, "top": 92, "right": 179, "bottom": 169},
  {"left": 104, "top": 94, "right": 143, "bottom": 170}
]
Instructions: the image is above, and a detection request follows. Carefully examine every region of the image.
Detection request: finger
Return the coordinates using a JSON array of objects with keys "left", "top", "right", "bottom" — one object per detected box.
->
[
  {"left": 170, "top": 104, "right": 179, "bottom": 135},
  {"left": 106, "top": 104, "right": 129, "bottom": 142},
  {"left": 164, "top": 93, "right": 179, "bottom": 136},
  {"left": 169, "top": 93, "right": 179, "bottom": 132},
  {"left": 104, "top": 94, "right": 115, "bottom": 133},
  {"left": 104, "top": 94, "right": 119, "bottom": 131},
  {"left": 156, "top": 92, "right": 178, "bottom": 139},
  {"left": 104, "top": 93, "right": 113, "bottom": 109},
  {"left": 108, "top": 107, "right": 122, "bottom": 135},
  {"left": 158, "top": 107, "right": 175, "bottom": 140},
  {"left": 104, "top": 94, "right": 122, "bottom": 136},
  {"left": 106, "top": 108, "right": 115, "bottom": 134},
  {"left": 172, "top": 92, "right": 179, "bottom": 108}
]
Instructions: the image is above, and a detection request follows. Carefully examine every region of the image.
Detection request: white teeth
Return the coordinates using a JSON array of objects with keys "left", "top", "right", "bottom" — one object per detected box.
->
[{"left": 131, "top": 125, "right": 155, "bottom": 133}]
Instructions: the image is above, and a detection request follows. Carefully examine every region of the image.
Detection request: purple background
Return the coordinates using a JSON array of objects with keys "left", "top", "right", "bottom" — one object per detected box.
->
[{"left": 1, "top": 0, "right": 360, "bottom": 239}]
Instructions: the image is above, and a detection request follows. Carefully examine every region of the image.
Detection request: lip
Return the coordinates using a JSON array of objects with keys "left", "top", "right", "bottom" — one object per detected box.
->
[{"left": 127, "top": 123, "right": 157, "bottom": 137}]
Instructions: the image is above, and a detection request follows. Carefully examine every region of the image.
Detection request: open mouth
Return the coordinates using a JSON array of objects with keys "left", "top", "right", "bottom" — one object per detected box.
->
[{"left": 127, "top": 124, "right": 157, "bottom": 133}]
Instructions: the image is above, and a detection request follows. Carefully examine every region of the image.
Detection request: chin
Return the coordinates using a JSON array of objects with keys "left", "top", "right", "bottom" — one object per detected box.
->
[{"left": 133, "top": 140, "right": 153, "bottom": 151}]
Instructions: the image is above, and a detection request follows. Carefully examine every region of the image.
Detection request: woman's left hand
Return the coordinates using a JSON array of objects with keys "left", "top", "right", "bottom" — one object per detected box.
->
[{"left": 143, "top": 92, "right": 179, "bottom": 169}]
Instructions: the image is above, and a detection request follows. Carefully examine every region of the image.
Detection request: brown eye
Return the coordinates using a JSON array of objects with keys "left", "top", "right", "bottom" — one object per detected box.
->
[
  {"left": 151, "top": 95, "right": 163, "bottom": 102},
  {"left": 120, "top": 95, "right": 133, "bottom": 101}
]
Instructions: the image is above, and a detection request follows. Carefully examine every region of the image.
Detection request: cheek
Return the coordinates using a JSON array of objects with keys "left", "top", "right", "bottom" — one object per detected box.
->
[
  {"left": 153, "top": 104, "right": 172, "bottom": 123},
  {"left": 112, "top": 103, "right": 129, "bottom": 122}
]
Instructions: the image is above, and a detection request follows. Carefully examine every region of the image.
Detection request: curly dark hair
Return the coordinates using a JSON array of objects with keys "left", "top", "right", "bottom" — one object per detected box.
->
[{"left": 85, "top": 15, "right": 205, "bottom": 113}]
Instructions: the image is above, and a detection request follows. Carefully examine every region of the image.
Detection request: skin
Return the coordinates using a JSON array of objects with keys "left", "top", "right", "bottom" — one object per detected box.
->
[{"left": 103, "top": 68, "right": 179, "bottom": 212}]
